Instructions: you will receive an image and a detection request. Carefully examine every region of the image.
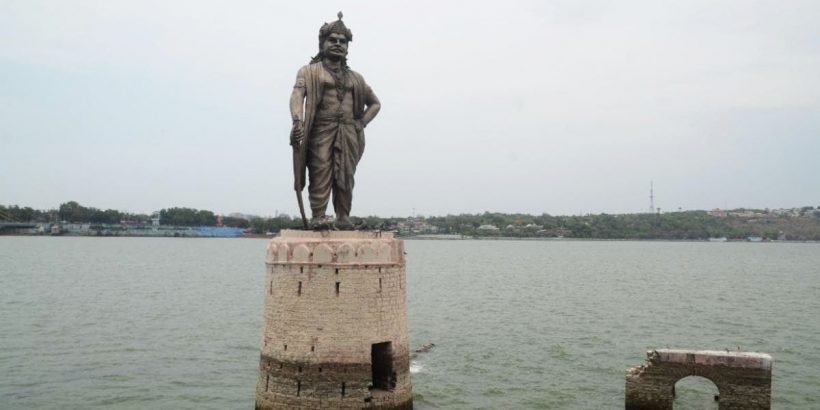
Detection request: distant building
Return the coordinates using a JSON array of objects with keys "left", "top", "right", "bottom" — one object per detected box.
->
[
  {"left": 397, "top": 217, "right": 438, "bottom": 234},
  {"left": 708, "top": 209, "right": 728, "bottom": 217},
  {"left": 729, "top": 210, "right": 766, "bottom": 218}
]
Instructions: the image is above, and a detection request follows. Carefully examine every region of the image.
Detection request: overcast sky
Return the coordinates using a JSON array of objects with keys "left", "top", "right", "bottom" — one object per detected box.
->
[{"left": 2, "top": 0, "right": 819, "bottom": 217}]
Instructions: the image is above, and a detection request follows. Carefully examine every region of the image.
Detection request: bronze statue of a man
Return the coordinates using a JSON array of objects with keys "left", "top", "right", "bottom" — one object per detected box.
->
[{"left": 290, "top": 12, "right": 381, "bottom": 230}]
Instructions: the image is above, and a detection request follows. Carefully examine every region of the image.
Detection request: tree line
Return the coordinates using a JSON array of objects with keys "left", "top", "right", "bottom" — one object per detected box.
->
[
  {"left": 3, "top": 202, "right": 819, "bottom": 240},
  {"left": 0, "top": 202, "right": 250, "bottom": 228},
  {"left": 248, "top": 209, "right": 820, "bottom": 240},
  {"left": 0, "top": 201, "right": 137, "bottom": 225}
]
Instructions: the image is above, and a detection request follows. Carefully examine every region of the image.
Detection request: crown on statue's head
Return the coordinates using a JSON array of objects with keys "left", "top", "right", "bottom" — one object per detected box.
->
[{"left": 319, "top": 11, "right": 353, "bottom": 42}]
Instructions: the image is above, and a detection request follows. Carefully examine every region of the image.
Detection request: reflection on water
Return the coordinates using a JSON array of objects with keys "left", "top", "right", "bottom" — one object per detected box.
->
[{"left": 1, "top": 237, "right": 818, "bottom": 409}]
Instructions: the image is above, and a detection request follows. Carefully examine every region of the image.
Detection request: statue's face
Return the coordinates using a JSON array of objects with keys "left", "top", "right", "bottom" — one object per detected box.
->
[{"left": 322, "top": 32, "right": 349, "bottom": 60}]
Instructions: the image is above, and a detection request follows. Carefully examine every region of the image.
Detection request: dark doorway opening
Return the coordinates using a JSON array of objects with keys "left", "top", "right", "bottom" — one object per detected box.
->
[{"left": 371, "top": 341, "right": 395, "bottom": 391}]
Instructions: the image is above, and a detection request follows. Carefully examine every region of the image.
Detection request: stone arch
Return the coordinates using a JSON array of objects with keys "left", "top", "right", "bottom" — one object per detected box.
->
[
  {"left": 672, "top": 375, "right": 720, "bottom": 408},
  {"left": 625, "top": 349, "right": 772, "bottom": 410},
  {"left": 313, "top": 243, "right": 333, "bottom": 264},
  {"left": 266, "top": 244, "right": 278, "bottom": 263},
  {"left": 336, "top": 243, "right": 355, "bottom": 263},
  {"left": 358, "top": 244, "right": 377, "bottom": 263},
  {"left": 275, "top": 244, "right": 289, "bottom": 263},
  {"left": 292, "top": 244, "right": 310, "bottom": 263},
  {"left": 377, "top": 243, "right": 393, "bottom": 263}
]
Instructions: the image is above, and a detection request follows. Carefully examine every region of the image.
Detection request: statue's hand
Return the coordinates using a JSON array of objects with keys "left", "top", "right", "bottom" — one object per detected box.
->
[{"left": 290, "top": 121, "right": 304, "bottom": 146}]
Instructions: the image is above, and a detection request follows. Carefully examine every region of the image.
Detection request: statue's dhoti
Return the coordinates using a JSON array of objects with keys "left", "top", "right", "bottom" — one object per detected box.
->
[{"left": 306, "top": 113, "right": 365, "bottom": 218}]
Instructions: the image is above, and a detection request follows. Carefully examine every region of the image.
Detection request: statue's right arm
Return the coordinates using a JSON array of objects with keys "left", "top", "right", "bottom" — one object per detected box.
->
[
  {"left": 289, "top": 69, "right": 307, "bottom": 144},
  {"left": 290, "top": 85, "right": 306, "bottom": 123}
]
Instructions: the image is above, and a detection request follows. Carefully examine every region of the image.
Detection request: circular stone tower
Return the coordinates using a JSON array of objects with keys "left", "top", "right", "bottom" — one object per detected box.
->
[{"left": 256, "top": 230, "right": 412, "bottom": 410}]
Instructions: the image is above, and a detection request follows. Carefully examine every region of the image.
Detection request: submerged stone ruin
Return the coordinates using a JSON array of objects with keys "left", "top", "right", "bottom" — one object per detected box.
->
[{"left": 625, "top": 349, "right": 772, "bottom": 410}]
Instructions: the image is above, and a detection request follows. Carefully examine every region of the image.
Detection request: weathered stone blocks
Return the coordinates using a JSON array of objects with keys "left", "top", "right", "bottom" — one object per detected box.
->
[
  {"left": 256, "top": 230, "right": 412, "bottom": 410},
  {"left": 625, "top": 349, "right": 772, "bottom": 410}
]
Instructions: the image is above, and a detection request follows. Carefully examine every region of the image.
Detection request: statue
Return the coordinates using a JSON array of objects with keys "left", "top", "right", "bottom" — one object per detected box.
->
[{"left": 289, "top": 12, "right": 381, "bottom": 230}]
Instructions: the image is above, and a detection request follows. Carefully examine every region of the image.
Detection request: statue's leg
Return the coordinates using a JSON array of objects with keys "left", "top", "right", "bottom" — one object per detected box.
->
[
  {"left": 307, "top": 126, "right": 334, "bottom": 219},
  {"left": 331, "top": 122, "right": 358, "bottom": 230},
  {"left": 333, "top": 187, "right": 353, "bottom": 230}
]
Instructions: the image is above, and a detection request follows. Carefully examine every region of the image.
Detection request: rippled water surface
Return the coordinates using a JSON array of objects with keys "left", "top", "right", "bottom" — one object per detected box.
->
[{"left": 1, "top": 237, "right": 819, "bottom": 409}]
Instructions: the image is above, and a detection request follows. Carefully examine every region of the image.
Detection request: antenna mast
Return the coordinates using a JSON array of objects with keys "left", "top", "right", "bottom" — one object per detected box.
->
[{"left": 649, "top": 180, "right": 655, "bottom": 213}]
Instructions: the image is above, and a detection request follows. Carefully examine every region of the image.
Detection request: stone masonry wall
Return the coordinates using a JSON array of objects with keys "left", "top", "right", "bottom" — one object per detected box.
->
[
  {"left": 625, "top": 349, "right": 772, "bottom": 410},
  {"left": 256, "top": 230, "right": 412, "bottom": 410}
]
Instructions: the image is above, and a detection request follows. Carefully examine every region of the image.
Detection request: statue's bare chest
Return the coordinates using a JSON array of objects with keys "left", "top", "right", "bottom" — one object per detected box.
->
[
  {"left": 320, "top": 69, "right": 351, "bottom": 92},
  {"left": 317, "top": 68, "right": 353, "bottom": 111}
]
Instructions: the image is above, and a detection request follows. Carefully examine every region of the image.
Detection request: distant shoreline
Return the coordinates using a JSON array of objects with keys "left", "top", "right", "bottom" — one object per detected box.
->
[
  {"left": 5, "top": 202, "right": 820, "bottom": 241},
  {"left": 402, "top": 235, "right": 818, "bottom": 243},
  {"left": 2, "top": 232, "right": 817, "bottom": 244}
]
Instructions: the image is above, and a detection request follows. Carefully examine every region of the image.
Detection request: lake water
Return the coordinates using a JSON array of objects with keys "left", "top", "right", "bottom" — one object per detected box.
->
[{"left": 1, "top": 237, "right": 818, "bottom": 409}]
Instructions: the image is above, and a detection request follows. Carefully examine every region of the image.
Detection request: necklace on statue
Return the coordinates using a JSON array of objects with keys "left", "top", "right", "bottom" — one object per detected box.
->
[{"left": 325, "top": 63, "right": 348, "bottom": 102}]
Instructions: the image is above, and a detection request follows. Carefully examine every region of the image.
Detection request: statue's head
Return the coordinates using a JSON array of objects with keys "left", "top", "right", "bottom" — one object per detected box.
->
[{"left": 313, "top": 12, "right": 353, "bottom": 64}]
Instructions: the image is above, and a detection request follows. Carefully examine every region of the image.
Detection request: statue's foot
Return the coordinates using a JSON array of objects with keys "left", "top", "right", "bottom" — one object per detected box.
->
[
  {"left": 335, "top": 216, "right": 355, "bottom": 231},
  {"left": 310, "top": 216, "right": 332, "bottom": 231}
]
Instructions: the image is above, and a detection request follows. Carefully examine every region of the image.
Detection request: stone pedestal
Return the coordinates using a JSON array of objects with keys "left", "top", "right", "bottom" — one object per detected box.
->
[{"left": 256, "top": 230, "right": 412, "bottom": 410}]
